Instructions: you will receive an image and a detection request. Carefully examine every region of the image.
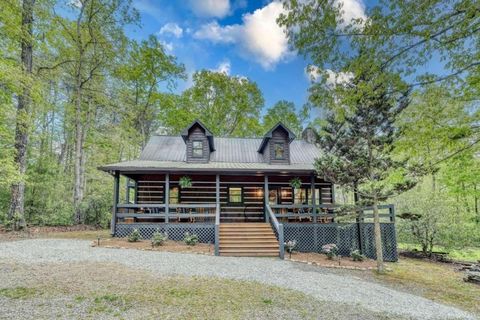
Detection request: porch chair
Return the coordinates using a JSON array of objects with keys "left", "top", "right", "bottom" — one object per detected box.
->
[{"left": 177, "top": 207, "right": 189, "bottom": 223}]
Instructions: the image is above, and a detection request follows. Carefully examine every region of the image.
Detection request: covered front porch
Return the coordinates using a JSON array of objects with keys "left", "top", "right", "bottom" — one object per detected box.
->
[{"left": 111, "top": 172, "right": 336, "bottom": 226}]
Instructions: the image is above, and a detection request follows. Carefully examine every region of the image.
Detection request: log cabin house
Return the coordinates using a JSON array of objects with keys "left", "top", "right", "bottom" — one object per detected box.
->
[{"left": 99, "top": 120, "right": 397, "bottom": 260}]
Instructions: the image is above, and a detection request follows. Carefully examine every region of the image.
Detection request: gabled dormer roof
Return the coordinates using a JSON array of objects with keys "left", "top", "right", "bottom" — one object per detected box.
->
[
  {"left": 180, "top": 119, "right": 215, "bottom": 151},
  {"left": 257, "top": 122, "right": 296, "bottom": 153}
]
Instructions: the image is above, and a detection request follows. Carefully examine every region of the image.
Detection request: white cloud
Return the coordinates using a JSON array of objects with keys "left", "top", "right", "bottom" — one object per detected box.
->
[
  {"left": 160, "top": 41, "right": 174, "bottom": 52},
  {"left": 213, "top": 60, "right": 231, "bottom": 75},
  {"left": 189, "top": 0, "right": 231, "bottom": 18},
  {"left": 335, "top": 0, "right": 366, "bottom": 28},
  {"left": 158, "top": 22, "right": 183, "bottom": 38},
  {"left": 193, "top": 1, "right": 291, "bottom": 70},
  {"left": 194, "top": 21, "right": 239, "bottom": 43},
  {"left": 305, "top": 65, "right": 353, "bottom": 87}
]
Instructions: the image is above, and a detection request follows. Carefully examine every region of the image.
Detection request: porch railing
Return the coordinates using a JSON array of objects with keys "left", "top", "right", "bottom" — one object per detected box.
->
[
  {"left": 266, "top": 204, "right": 284, "bottom": 259},
  {"left": 270, "top": 204, "right": 395, "bottom": 223},
  {"left": 117, "top": 203, "right": 216, "bottom": 223}
]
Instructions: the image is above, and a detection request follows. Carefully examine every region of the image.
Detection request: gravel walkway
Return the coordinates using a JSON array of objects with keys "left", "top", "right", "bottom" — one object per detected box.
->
[{"left": 0, "top": 239, "right": 476, "bottom": 320}]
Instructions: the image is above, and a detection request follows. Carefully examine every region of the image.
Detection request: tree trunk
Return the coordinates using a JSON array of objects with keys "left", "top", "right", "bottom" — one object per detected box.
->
[
  {"left": 8, "top": 0, "right": 35, "bottom": 230},
  {"left": 373, "top": 197, "right": 385, "bottom": 273},
  {"left": 73, "top": 79, "right": 84, "bottom": 224}
]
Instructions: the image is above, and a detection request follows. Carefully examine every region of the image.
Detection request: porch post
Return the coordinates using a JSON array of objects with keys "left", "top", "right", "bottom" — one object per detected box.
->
[
  {"left": 264, "top": 175, "right": 269, "bottom": 223},
  {"left": 110, "top": 170, "right": 120, "bottom": 236},
  {"left": 311, "top": 174, "right": 317, "bottom": 223},
  {"left": 165, "top": 173, "right": 170, "bottom": 223},
  {"left": 125, "top": 178, "right": 130, "bottom": 203},
  {"left": 215, "top": 174, "right": 220, "bottom": 256}
]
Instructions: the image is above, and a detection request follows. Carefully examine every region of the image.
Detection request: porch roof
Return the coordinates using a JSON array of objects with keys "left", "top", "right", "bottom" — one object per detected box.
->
[{"left": 98, "top": 160, "right": 316, "bottom": 173}]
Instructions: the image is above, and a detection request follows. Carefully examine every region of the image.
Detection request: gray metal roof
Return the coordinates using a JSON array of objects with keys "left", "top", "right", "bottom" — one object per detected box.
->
[
  {"left": 98, "top": 160, "right": 317, "bottom": 173},
  {"left": 100, "top": 135, "right": 322, "bottom": 173}
]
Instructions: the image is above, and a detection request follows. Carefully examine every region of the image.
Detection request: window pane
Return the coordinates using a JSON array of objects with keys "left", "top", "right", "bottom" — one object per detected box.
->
[
  {"left": 192, "top": 141, "right": 203, "bottom": 157},
  {"left": 229, "top": 187, "right": 242, "bottom": 203},
  {"left": 274, "top": 143, "right": 284, "bottom": 159},
  {"left": 170, "top": 187, "right": 179, "bottom": 204}
]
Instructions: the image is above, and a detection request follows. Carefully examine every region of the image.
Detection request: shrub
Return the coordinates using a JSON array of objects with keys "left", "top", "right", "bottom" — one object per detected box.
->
[
  {"left": 151, "top": 231, "right": 168, "bottom": 247},
  {"left": 351, "top": 249, "right": 366, "bottom": 262},
  {"left": 285, "top": 240, "right": 297, "bottom": 253},
  {"left": 127, "top": 229, "right": 141, "bottom": 242},
  {"left": 321, "top": 243, "right": 338, "bottom": 260},
  {"left": 183, "top": 232, "right": 199, "bottom": 246}
]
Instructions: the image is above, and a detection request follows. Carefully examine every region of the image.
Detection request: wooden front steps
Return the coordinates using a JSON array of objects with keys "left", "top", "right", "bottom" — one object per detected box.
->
[{"left": 219, "top": 223, "right": 279, "bottom": 257}]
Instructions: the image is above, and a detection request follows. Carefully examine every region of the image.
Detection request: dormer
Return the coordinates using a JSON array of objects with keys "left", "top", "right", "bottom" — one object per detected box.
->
[
  {"left": 181, "top": 120, "right": 215, "bottom": 163},
  {"left": 257, "top": 122, "right": 296, "bottom": 164}
]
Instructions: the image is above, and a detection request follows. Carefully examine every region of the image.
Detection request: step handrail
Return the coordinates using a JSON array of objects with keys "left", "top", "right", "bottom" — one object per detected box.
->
[
  {"left": 214, "top": 201, "right": 220, "bottom": 256},
  {"left": 266, "top": 204, "right": 284, "bottom": 259}
]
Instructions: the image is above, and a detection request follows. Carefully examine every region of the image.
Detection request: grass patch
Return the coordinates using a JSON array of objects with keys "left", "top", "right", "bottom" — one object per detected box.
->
[
  {"left": 0, "top": 287, "right": 37, "bottom": 299},
  {"left": 88, "top": 293, "right": 133, "bottom": 315},
  {"left": 398, "top": 243, "right": 480, "bottom": 262},
  {"left": 378, "top": 258, "right": 480, "bottom": 315}
]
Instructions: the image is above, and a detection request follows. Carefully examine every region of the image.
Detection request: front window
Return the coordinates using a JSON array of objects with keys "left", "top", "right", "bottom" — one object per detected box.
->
[
  {"left": 228, "top": 187, "right": 243, "bottom": 204},
  {"left": 274, "top": 142, "right": 285, "bottom": 159},
  {"left": 192, "top": 140, "right": 203, "bottom": 157}
]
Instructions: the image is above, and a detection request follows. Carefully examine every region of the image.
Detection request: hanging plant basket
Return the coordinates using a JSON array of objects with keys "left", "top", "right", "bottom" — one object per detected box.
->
[
  {"left": 289, "top": 177, "right": 302, "bottom": 190},
  {"left": 179, "top": 176, "right": 192, "bottom": 188}
]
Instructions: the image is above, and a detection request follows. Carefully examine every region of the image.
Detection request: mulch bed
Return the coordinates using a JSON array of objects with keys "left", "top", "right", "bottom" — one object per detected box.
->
[
  {"left": 92, "top": 237, "right": 214, "bottom": 255},
  {"left": 287, "top": 251, "right": 377, "bottom": 270}
]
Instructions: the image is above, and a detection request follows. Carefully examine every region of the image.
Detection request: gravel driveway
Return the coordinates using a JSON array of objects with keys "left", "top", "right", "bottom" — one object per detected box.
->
[{"left": 0, "top": 239, "right": 476, "bottom": 320}]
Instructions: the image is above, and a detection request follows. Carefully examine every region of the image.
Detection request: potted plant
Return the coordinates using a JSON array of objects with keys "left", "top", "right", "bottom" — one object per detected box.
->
[
  {"left": 289, "top": 177, "right": 302, "bottom": 190},
  {"left": 179, "top": 176, "right": 192, "bottom": 188},
  {"left": 285, "top": 240, "right": 297, "bottom": 259}
]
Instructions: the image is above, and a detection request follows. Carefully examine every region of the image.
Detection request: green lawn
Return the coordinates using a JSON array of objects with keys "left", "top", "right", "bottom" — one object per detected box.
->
[
  {"left": 398, "top": 242, "right": 480, "bottom": 262},
  {"left": 376, "top": 258, "right": 480, "bottom": 315}
]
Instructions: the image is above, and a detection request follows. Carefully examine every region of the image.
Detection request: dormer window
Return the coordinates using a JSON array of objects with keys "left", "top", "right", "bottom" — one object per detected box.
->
[
  {"left": 192, "top": 140, "right": 203, "bottom": 157},
  {"left": 274, "top": 142, "right": 285, "bottom": 159}
]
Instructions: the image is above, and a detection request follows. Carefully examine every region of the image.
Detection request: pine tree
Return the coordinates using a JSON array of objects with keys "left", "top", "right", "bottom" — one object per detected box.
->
[{"left": 315, "top": 62, "right": 417, "bottom": 272}]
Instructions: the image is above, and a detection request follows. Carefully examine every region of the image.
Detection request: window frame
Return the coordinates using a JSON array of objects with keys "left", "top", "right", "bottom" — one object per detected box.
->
[
  {"left": 192, "top": 140, "right": 204, "bottom": 158},
  {"left": 228, "top": 186, "right": 243, "bottom": 205},
  {"left": 273, "top": 142, "right": 286, "bottom": 160}
]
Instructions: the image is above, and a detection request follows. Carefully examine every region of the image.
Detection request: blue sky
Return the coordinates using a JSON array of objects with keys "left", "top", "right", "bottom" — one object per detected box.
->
[
  {"left": 124, "top": 0, "right": 446, "bottom": 116},
  {"left": 125, "top": 0, "right": 326, "bottom": 113}
]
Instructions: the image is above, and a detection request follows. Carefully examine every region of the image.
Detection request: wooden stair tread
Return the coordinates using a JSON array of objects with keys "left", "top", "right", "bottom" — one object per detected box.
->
[{"left": 218, "top": 222, "right": 279, "bottom": 257}]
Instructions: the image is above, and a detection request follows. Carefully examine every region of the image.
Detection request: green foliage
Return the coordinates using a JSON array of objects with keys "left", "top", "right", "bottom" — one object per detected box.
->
[
  {"left": 289, "top": 177, "right": 302, "bottom": 190},
  {"left": 183, "top": 232, "right": 199, "bottom": 246},
  {"left": 127, "top": 229, "right": 141, "bottom": 242},
  {"left": 351, "top": 250, "right": 366, "bottom": 262},
  {"left": 160, "top": 70, "right": 265, "bottom": 137},
  {"left": 151, "top": 231, "right": 168, "bottom": 247},
  {"left": 179, "top": 176, "right": 192, "bottom": 188},
  {"left": 321, "top": 243, "right": 338, "bottom": 260},
  {"left": 263, "top": 100, "right": 307, "bottom": 136}
]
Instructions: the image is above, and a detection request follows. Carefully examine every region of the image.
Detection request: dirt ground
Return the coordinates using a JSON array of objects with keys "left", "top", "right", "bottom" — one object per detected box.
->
[
  {"left": 287, "top": 251, "right": 377, "bottom": 269},
  {"left": 92, "top": 237, "right": 213, "bottom": 255}
]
